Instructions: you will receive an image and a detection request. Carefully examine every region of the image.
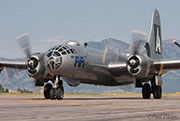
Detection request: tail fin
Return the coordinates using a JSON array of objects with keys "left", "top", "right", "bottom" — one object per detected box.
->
[{"left": 145, "top": 9, "right": 163, "bottom": 59}]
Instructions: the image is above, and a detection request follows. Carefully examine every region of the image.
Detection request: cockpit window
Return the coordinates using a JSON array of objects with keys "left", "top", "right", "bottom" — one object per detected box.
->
[
  {"left": 70, "top": 49, "right": 74, "bottom": 54},
  {"left": 49, "top": 56, "right": 54, "bottom": 60},
  {"left": 53, "top": 52, "right": 61, "bottom": 56},
  {"left": 63, "top": 47, "right": 67, "bottom": 50},
  {"left": 48, "top": 48, "right": 53, "bottom": 52},
  {"left": 52, "top": 46, "right": 56, "bottom": 50},
  {"left": 66, "top": 50, "right": 70, "bottom": 54},
  {"left": 49, "top": 45, "right": 77, "bottom": 56},
  {"left": 55, "top": 47, "right": 59, "bottom": 50},
  {"left": 61, "top": 51, "right": 66, "bottom": 55},
  {"left": 72, "top": 49, "right": 77, "bottom": 53},
  {"left": 58, "top": 48, "right": 63, "bottom": 52},
  {"left": 47, "top": 51, "right": 53, "bottom": 57}
]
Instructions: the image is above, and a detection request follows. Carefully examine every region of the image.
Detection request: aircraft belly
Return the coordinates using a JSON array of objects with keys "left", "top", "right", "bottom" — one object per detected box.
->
[{"left": 66, "top": 68, "right": 134, "bottom": 86}]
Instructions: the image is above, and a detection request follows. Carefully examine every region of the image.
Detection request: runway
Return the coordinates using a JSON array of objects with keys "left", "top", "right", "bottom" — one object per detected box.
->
[{"left": 0, "top": 95, "right": 180, "bottom": 121}]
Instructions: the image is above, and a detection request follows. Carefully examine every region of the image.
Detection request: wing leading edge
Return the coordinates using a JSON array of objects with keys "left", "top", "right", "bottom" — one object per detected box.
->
[
  {"left": 0, "top": 60, "right": 27, "bottom": 70},
  {"left": 153, "top": 59, "right": 180, "bottom": 73}
]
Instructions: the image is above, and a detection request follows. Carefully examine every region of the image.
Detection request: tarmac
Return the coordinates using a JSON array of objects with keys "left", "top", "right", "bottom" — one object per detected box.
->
[{"left": 0, "top": 95, "right": 180, "bottom": 121}]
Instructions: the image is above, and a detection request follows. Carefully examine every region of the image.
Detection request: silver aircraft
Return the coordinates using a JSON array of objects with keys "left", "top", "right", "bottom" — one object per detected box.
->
[{"left": 1, "top": 9, "right": 180, "bottom": 100}]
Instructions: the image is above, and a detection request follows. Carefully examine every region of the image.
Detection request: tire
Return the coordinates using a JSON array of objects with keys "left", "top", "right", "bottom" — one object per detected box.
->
[
  {"left": 142, "top": 83, "right": 151, "bottom": 99},
  {"left": 61, "top": 86, "right": 64, "bottom": 93},
  {"left": 50, "top": 88, "right": 56, "bottom": 100},
  {"left": 153, "top": 86, "right": 162, "bottom": 99},
  {"left": 56, "top": 87, "right": 64, "bottom": 100},
  {"left": 44, "top": 83, "right": 52, "bottom": 99}
]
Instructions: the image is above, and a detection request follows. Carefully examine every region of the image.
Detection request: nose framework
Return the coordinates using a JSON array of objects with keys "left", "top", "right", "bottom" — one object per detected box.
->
[{"left": 47, "top": 56, "right": 62, "bottom": 70}]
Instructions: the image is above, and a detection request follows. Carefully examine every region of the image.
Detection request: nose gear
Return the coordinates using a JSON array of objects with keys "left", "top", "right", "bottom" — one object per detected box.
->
[{"left": 43, "top": 76, "right": 64, "bottom": 100}]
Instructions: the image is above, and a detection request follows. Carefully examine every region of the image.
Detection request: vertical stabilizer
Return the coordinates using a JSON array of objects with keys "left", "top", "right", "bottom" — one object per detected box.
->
[{"left": 145, "top": 9, "right": 162, "bottom": 59}]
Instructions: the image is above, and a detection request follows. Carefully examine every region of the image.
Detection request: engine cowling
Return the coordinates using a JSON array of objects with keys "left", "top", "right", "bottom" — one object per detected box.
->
[
  {"left": 127, "top": 53, "right": 152, "bottom": 79},
  {"left": 27, "top": 53, "right": 46, "bottom": 79}
]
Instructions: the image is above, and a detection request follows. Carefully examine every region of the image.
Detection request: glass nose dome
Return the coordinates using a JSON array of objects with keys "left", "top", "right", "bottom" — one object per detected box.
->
[
  {"left": 46, "top": 45, "right": 77, "bottom": 70},
  {"left": 46, "top": 51, "right": 62, "bottom": 70}
]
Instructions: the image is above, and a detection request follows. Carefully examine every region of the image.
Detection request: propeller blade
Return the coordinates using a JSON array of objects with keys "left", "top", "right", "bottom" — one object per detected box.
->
[
  {"left": 131, "top": 30, "right": 146, "bottom": 55},
  {"left": 132, "top": 40, "right": 144, "bottom": 55},
  {"left": 131, "top": 30, "right": 146, "bottom": 42},
  {"left": 16, "top": 33, "right": 31, "bottom": 58}
]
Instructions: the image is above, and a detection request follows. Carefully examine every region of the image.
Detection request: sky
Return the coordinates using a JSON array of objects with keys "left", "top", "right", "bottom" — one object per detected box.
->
[{"left": 0, "top": 0, "right": 180, "bottom": 58}]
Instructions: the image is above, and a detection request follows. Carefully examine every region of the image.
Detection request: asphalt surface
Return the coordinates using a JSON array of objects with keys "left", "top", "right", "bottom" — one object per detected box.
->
[{"left": 0, "top": 95, "right": 180, "bottom": 121}]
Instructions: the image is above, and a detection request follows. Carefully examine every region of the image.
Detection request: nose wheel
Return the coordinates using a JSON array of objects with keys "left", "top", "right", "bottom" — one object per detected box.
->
[
  {"left": 56, "top": 86, "right": 64, "bottom": 100},
  {"left": 43, "top": 76, "right": 64, "bottom": 100},
  {"left": 44, "top": 83, "right": 52, "bottom": 99}
]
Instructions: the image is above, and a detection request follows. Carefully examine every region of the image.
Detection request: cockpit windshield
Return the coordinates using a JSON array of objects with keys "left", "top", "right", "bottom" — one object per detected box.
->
[
  {"left": 48, "top": 45, "right": 77, "bottom": 56},
  {"left": 46, "top": 45, "right": 77, "bottom": 70}
]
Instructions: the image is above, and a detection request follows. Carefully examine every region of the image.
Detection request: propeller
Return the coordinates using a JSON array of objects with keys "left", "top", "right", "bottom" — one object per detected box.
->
[
  {"left": 16, "top": 33, "right": 31, "bottom": 58},
  {"left": 131, "top": 30, "right": 146, "bottom": 55},
  {"left": 110, "top": 30, "right": 146, "bottom": 66},
  {"left": 131, "top": 40, "right": 144, "bottom": 55},
  {"left": 16, "top": 33, "right": 39, "bottom": 75},
  {"left": 126, "top": 30, "right": 146, "bottom": 75}
]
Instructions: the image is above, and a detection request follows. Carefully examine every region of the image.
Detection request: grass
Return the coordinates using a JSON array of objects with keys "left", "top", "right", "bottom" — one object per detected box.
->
[{"left": 0, "top": 92, "right": 42, "bottom": 97}]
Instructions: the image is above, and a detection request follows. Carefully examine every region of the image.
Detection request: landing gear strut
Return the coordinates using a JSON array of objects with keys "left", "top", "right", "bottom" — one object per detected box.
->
[{"left": 43, "top": 76, "right": 64, "bottom": 100}]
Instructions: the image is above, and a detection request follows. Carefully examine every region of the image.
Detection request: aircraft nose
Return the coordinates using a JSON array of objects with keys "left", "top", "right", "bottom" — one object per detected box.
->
[{"left": 46, "top": 52, "right": 63, "bottom": 70}]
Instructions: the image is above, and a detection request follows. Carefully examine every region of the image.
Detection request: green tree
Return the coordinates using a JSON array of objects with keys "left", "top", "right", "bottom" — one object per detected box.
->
[
  {"left": 0, "top": 84, "right": 4, "bottom": 93},
  {"left": 17, "top": 88, "right": 33, "bottom": 93},
  {"left": 5, "top": 89, "right": 9, "bottom": 93}
]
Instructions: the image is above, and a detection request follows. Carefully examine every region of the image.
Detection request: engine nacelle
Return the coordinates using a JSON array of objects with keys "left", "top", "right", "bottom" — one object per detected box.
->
[
  {"left": 27, "top": 53, "right": 46, "bottom": 79},
  {"left": 27, "top": 53, "right": 54, "bottom": 86},
  {"left": 127, "top": 54, "right": 152, "bottom": 79}
]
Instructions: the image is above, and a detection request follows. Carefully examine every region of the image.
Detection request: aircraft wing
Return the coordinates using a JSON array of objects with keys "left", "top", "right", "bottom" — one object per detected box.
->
[
  {"left": 108, "top": 59, "right": 180, "bottom": 77},
  {"left": 153, "top": 59, "right": 180, "bottom": 73},
  {"left": 90, "top": 63, "right": 128, "bottom": 76},
  {"left": 0, "top": 60, "right": 27, "bottom": 69},
  {"left": 91, "top": 59, "right": 180, "bottom": 77}
]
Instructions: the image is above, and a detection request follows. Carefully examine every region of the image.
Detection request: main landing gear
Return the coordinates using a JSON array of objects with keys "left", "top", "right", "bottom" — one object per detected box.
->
[
  {"left": 142, "top": 80, "right": 162, "bottom": 99},
  {"left": 44, "top": 76, "right": 64, "bottom": 100}
]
